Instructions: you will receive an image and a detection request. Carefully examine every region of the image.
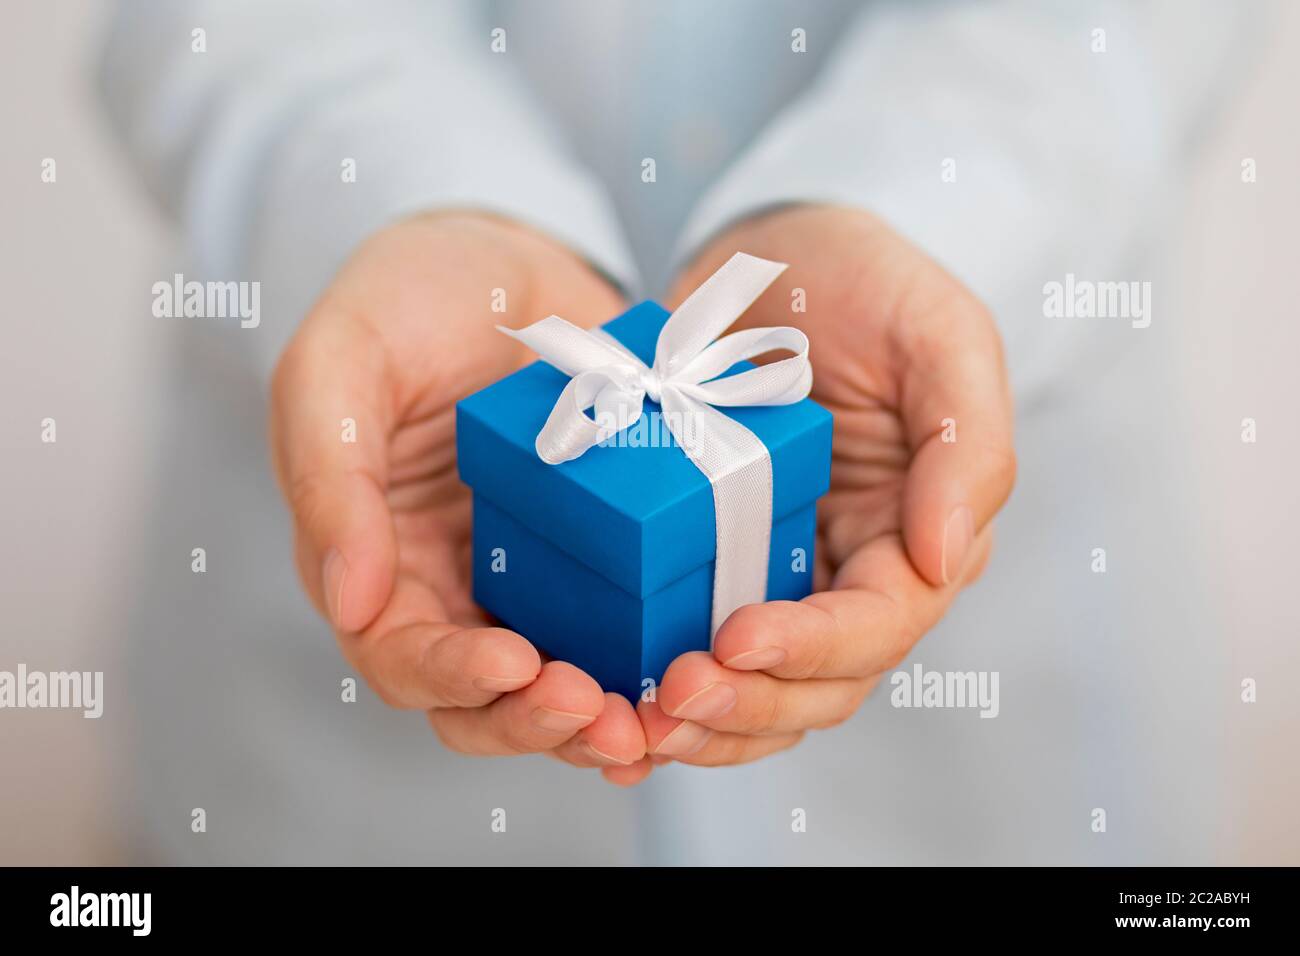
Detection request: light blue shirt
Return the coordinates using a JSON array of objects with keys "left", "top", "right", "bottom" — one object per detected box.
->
[{"left": 100, "top": 0, "right": 1254, "bottom": 864}]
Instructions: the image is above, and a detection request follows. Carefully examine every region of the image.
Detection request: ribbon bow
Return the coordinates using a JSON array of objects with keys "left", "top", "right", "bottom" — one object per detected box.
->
[{"left": 499, "top": 252, "right": 812, "bottom": 638}]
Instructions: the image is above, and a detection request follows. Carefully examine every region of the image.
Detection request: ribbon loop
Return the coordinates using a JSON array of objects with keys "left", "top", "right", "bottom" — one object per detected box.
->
[
  {"left": 653, "top": 253, "right": 788, "bottom": 379},
  {"left": 498, "top": 252, "right": 812, "bottom": 639}
]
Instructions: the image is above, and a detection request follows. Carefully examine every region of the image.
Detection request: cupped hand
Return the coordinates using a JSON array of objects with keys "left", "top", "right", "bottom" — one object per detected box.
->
[
  {"left": 638, "top": 205, "right": 1016, "bottom": 771},
  {"left": 269, "top": 212, "right": 650, "bottom": 781}
]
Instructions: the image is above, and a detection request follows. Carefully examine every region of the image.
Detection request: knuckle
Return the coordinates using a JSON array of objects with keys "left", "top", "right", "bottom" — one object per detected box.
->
[
  {"left": 426, "top": 712, "right": 471, "bottom": 754},
  {"left": 814, "top": 707, "right": 852, "bottom": 731},
  {"left": 750, "top": 688, "right": 785, "bottom": 734},
  {"left": 682, "top": 733, "right": 739, "bottom": 767},
  {"left": 356, "top": 667, "right": 400, "bottom": 709},
  {"left": 817, "top": 684, "right": 871, "bottom": 730},
  {"left": 417, "top": 634, "right": 473, "bottom": 707},
  {"left": 879, "top": 642, "right": 911, "bottom": 674},
  {"left": 496, "top": 713, "right": 548, "bottom": 754},
  {"left": 794, "top": 632, "right": 836, "bottom": 680},
  {"left": 287, "top": 472, "right": 333, "bottom": 530},
  {"left": 876, "top": 595, "right": 916, "bottom": 672},
  {"left": 785, "top": 603, "right": 840, "bottom": 679},
  {"left": 496, "top": 726, "right": 534, "bottom": 754}
]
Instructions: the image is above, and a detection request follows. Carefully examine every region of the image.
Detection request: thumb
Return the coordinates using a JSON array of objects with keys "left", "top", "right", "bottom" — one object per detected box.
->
[
  {"left": 270, "top": 310, "right": 398, "bottom": 632},
  {"left": 897, "top": 306, "right": 1017, "bottom": 588}
]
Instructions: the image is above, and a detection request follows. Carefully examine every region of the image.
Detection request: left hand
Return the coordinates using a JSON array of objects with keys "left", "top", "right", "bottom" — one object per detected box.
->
[{"left": 622, "top": 205, "right": 1016, "bottom": 782}]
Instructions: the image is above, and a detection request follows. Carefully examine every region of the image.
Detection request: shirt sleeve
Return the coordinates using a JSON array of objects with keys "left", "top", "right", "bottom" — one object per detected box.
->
[
  {"left": 98, "top": 0, "right": 637, "bottom": 378},
  {"left": 678, "top": 0, "right": 1262, "bottom": 404}
]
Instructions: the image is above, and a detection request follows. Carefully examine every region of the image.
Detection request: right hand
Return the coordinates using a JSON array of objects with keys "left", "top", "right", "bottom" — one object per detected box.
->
[{"left": 269, "top": 212, "right": 651, "bottom": 783}]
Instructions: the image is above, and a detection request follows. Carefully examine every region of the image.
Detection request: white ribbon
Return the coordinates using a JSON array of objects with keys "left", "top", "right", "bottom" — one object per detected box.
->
[{"left": 498, "top": 252, "right": 812, "bottom": 639}]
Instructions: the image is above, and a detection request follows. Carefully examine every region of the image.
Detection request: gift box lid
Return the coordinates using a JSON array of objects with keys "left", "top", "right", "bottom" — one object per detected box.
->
[{"left": 456, "top": 301, "right": 833, "bottom": 599}]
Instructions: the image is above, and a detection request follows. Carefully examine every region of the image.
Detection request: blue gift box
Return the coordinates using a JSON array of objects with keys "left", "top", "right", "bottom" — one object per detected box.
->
[{"left": 456, "top": 301, "right": 833, "bottom": 701}]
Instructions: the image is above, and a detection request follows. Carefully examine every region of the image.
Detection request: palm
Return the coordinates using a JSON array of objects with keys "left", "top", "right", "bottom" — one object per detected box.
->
[
  {"left": 806, "top": 359, "right": 911, "bottom": 594},
  {"left": 315, "top": 214, "right": 626, "bottom": 632},
  {"left": 670, "top": 205, "right": 1003, "bottom": 594}
]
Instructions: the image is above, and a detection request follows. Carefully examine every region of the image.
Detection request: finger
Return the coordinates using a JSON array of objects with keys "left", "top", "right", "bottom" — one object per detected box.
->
[
  {"left": 674, "top": 730, "right": 804, "bottom": 767},
  {"left": 639, "top": 698, "right": 715, "bottom": 757},
  {"left": 427, "top": 661, "right": 605, "bottom": 756},
  {"left": 657, "top": 652, "right": 873, "bottom": 734},
  {"left": 602, "top": 758, "right": 655, "bottom": 787},
  {"left": 640, "top": 697, "right": 804, "bottom": 767},
  {"left": 270, "top": 308, "right": 397, "bottom": 632},
  {"left": 715, "top": 529, "right": 993, "bottom": 680},
  {"left": 894, "top": 296, "right": 1015, "bottom": 587},
  {"left": 342, "top": 574, "right": 542, "bottom": 708},
  {"left": 550, "top": 693, "right": 647, "bottom": 767}
]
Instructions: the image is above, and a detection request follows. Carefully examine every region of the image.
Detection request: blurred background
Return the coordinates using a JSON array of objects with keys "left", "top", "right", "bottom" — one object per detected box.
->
[{"left": 2, "top": 0, "right": 1297, "bottom": 864}]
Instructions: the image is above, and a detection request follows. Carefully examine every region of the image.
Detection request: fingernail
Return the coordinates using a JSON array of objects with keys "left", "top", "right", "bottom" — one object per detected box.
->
[
  {"left": 322, "top": 548, "right": 348, "bottom": 627},
  {"left": 472, "top": 675, "right": 535, "bottom": 693},
  {"left": 722, "top": 646, "right": 787, "bottom": 671},
  {"left": 582, "top": 740, "right": 633, "bottom": 766},
  {"left": 530, "top": 707, "right": 597, "bottom": 734},
  {"left": 653, "top": 720, "right": 713, "bottom": 756},
  {"left": 941, "top": 505, "right": 974, "bottom": 585},
  {"left": 669, "top": 682, "right": 737, "bottom": 721}
]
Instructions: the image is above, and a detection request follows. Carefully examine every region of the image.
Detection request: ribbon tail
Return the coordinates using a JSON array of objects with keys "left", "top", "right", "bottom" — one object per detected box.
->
[
  {"left": 661, "top": 389, "right": 773, "bottom": 641},
  {"left": 498, "top": 316, "right": 645, "bottom": 377}
]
